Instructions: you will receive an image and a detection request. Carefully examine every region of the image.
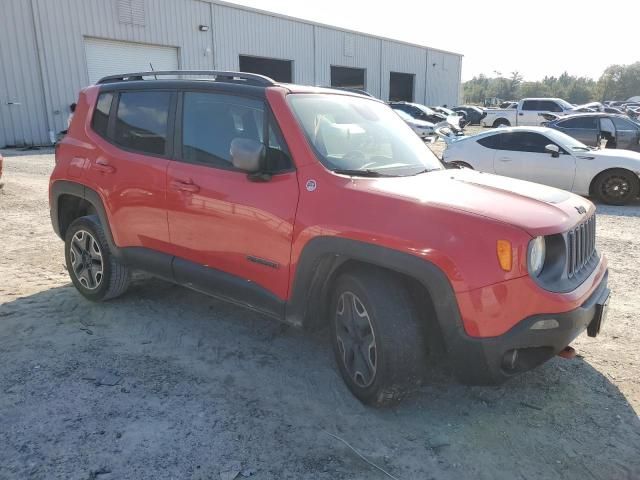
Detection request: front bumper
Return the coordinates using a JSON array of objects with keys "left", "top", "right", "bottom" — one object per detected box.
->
[{"left": 449, "top": 270, "right": 609, "bottom": 385}]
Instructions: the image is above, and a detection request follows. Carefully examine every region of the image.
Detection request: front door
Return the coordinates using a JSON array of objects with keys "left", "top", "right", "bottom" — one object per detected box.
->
[
  {"left": 166, "top": 91, "right": 299, "bottom": 308},
  {"left": 493, "top": 131, "right": 576, "bottom": 190}
]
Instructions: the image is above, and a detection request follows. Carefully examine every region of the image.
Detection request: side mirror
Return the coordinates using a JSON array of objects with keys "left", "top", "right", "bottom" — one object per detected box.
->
[
  {"left": 545, "top": 144, "right": 560, "bottom": 158},
  {"left": 230, "top": 138, "right": 266, "bottom": 175}
]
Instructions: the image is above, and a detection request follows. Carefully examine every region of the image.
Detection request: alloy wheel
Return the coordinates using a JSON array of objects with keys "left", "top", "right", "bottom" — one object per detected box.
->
[
  {"left": 601, "top": 175, "right": 630, "bottom": 202},
  {"left": 69, "top": 230, "right": 103, "bottom": 290},
  {"left": 335, "top": 291, "right": 377, "bottom": 387}
]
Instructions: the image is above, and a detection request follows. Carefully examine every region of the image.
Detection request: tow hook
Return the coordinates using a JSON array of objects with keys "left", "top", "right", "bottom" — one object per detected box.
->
[{"left": 557, "top": 346, "right": 577, "bottom": 359}]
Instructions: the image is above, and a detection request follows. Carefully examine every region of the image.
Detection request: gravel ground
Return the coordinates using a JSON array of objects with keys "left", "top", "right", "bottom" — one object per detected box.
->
[{"left": 1, "top": 147, "right": 639, "bottom": 480}]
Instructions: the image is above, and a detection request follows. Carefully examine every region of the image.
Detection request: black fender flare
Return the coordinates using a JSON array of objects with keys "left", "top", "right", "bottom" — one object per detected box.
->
[
  {"left": 49, "top": 180, "right": 123, "bottom": 259},
  {"left": 285, "top": 236, "right": 502, "bottom": 384},
  {"left": 285, "top": 237, "right": 464, "bottom": 341}
]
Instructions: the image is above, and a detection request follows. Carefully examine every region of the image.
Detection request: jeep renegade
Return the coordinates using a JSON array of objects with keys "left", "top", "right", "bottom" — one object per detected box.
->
[{"left": 50, "top": 71, "right": 610, "bottom": 406}]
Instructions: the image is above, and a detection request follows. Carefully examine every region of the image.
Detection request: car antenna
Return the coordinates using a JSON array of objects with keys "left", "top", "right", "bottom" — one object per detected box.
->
[{"left": 149, "top": 63, "right": 157, "bottom": 80}]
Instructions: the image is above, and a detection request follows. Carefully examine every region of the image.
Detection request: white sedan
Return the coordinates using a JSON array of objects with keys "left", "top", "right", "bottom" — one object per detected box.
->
[
  {"left": 394, "top": 109, "right": 436, "bottom": 141},
  {"left": 442, "top": 126, "right": 640, "bottom": 205}
]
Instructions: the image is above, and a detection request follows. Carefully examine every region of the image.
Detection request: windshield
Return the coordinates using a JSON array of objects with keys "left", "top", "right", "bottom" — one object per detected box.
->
[
  {"left": 558, "top": 99, "right": 574, "bottom": 110},
  {"left": 288, "top": 94, "right": 443, "bottom": 176},
  {"left": 394, "top": 109, "right": 413, "bottom": 121},
  {"left": 544, "top": 128, "right": 591, "bottom": 152},
  {"left": 415, "top": 104, "right": 437, "bottom": 116}
]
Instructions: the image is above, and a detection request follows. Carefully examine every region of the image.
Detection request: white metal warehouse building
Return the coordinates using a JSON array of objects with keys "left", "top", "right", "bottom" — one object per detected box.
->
[{"left": 0, "top": 0, "right": 463, "bottom": 147}]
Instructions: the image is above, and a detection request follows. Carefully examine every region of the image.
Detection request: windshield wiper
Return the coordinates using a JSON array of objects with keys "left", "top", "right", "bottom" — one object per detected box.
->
[
  {"left": 332, "top": 168, "right": 398, "bottom": 177},
  {"left": 409, "top": 168, "right": 440, "bottom": 175}
]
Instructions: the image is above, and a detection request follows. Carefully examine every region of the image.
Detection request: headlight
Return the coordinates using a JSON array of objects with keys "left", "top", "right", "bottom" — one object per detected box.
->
[{"left": 528, "top": 236, "right": 546, "bottom": 276}]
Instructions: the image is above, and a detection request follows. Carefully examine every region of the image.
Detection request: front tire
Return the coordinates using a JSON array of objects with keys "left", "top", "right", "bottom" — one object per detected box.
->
[
  {"left": 330, "top": 267, "right": 428, "bottom": 407},
  {"left": 593, "top": 169, "right": 639, "bottom": 205},
  {"left": 65, "top": 216, "right": 131, "bottom": 301}
]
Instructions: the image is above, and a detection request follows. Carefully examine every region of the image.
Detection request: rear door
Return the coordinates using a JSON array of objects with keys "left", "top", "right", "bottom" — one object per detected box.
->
[
  {"left": 611, "top": 117, "right": 640, "bottom": 151},
  {"left": 166, "top": 90, "right": 299, "bottom": 309},
  {"left": 554, "top": 117, "right": 599, "bottom": 146},
  {"left": 493, "top": 131, "right": 575, "bottom": 190},
  {"left": 86, "top": 89, "right": 174, "bottom": 252}
]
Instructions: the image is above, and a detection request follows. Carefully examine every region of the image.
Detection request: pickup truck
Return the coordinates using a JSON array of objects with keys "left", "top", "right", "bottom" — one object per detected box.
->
[{"left": 482, "top": 98, "right": 577, "bottom": 128}]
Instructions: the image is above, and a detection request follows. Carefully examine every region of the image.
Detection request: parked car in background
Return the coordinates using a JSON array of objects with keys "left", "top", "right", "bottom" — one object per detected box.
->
[
  {"left": 394, "top": 109, "right": 436, "bottom": 140},
  {"left": 481, "top": 98, "right": 577, "bottom": 128},
  {"left": 50, "top": 70, "right": 611, "bottom": 406},
  {"left": 452, "top": 105, "right": 486, "bottom": 125},
  {"left": 442, "top": 126, "right": 640, "bottom": 205},
  {"left": 573, "top": 102, "right": 604, "bottom": 113},
  {"left": 389, "top": 102, "right": 463, "bottom": 133},
  {"left": 543, "top": 113, "right": 640, "bottom": 152},
  {"left": 431, "top": 106, "right": 468, "bottom": 128},
  {"left": 604, "top": 106, "right": 625, "bottom": 115}
]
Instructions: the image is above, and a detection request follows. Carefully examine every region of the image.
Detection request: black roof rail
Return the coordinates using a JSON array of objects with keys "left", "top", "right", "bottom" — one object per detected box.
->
[{"left": 96, "top": 70, "right": 277, "bottom": 86}]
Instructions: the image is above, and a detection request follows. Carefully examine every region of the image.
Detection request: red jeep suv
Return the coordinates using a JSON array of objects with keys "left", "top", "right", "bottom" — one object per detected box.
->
[{"left": 50, "top": 71, "right": 610, "bottom": 406}]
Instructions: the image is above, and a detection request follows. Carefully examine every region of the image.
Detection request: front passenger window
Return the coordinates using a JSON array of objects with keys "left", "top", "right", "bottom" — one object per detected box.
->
[
  {"left": 182, "top": 92, "right": 264, "bottom": 169},
  {"left": 181, "top": 92, "right": 292, "bottom": 173}
]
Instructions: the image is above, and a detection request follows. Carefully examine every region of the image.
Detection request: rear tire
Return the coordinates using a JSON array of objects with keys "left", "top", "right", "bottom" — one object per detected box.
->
[
  {"left": 593, "top": 169, "right": 639, "bottom": 205},
  {"left": 330, "top": 267, "right": 428, "bottom": 407},
  {"left": 492, "top": 118, "right": 511, "bottom": 128},
  {"left": 65, "top": 215, "right": 131, "bottom": 301}
]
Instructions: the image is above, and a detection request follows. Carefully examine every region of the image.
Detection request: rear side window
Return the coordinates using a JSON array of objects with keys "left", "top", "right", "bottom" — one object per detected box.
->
[
  {"left": 477, "top": 135, "right": 501, "bottom": 149},
  {"left": 559, "top": 117, "right": 598, "bottom": 129},
  {"left": 91, "top": 92, "right": 113, "bottom": 138},
  {"left": 499, "top": 132, "right": 552, "bottom": 153},
  {"left": 521, "top": 100, "right": 539, "bottom": 111},
  {"left": 114, "top": 91, "right": 172, "bottom": 156}
]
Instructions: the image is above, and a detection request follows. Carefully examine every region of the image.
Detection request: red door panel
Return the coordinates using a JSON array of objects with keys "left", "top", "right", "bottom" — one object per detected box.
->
[{"left": 166, "top": 164, "right": 298, "bottom": 300}]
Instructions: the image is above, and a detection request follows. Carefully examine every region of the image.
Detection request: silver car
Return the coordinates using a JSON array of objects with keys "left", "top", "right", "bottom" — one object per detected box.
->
[{"left": 544, "top": 113, "right": 640, "bottom": 151}]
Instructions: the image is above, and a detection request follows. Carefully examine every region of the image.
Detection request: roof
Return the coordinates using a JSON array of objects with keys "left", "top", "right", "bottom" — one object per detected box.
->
[{"left": 205, "top": 0, "right": 463, "bottom": 57}]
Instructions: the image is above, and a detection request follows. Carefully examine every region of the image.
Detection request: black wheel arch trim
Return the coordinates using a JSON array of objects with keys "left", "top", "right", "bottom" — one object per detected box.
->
[
  {"left": 50, "top": 180, "right": 123, "bottom": 260},
  {"left": 285, "top": 237, "right": 481, "bottom": 377}
]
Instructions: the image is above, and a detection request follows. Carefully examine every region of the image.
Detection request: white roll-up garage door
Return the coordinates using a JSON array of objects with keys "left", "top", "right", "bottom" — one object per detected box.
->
[{"left": 84, "top": 38, "right": 179, "bottom": 84}]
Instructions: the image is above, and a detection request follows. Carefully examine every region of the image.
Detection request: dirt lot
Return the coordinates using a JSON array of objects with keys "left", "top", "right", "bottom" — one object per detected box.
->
[{"left": 1, "top": 146, "right": 639, "bottom": 480}]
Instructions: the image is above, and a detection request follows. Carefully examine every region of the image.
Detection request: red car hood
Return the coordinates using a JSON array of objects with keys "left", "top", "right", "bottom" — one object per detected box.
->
[{"left": 364, "top": 168, "right": 593, "bottom": 237}]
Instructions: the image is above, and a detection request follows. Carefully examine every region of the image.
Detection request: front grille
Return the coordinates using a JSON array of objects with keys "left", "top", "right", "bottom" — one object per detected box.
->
[{"left": 567, "top": 214, "right": 596, "bottom": 278}]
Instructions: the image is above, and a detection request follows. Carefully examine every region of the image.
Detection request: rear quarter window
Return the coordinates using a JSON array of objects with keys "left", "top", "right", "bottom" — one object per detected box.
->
[
  {"left": 477, "top": 135, "right": 501, "bottom": 149},
  {"left": 91, "top": 92, "right": 114, "bottom": 138}
]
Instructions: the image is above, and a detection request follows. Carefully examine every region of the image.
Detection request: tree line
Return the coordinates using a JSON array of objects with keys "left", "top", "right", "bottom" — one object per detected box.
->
[{"left": 463, "top": 62, "right": 640, "bottom": 105}]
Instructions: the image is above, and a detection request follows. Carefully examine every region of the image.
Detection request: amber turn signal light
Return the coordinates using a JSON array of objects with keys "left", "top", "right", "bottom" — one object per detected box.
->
[{"left": 496, "top": 240, "right": 512, "bottom": 272}]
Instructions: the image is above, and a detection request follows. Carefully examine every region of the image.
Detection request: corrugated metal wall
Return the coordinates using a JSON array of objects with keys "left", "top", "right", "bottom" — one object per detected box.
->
[
  {"left": 0, "top": 0, "right": 461, "bottom": 146},
  {"left": 0, "top": 0, "right": 50, "bottom": 146},
  {"left": 381, "top": 40, "right": 428, "bottom": 104},
  {"left": 211, "top": 4, "right": 315, "bottom": 85},
  {"left": 314, "top": 27, "right": 382, "bottom": 97},
  {"left": 31, "top": 0, "right": 212, "bottom": 137},
  {"left": 426, "top": 49, "right": 462, "bottom": 107}
]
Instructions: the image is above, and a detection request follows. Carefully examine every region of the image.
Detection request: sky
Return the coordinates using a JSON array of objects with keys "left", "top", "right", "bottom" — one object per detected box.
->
[{"left": 223, "top": 0, "right": 639, "bottom": 81}]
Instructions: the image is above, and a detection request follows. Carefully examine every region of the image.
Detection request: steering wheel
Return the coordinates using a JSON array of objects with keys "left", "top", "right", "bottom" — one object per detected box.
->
[{"left": 341, "top": 150, "right": 366, "bottom": 168}]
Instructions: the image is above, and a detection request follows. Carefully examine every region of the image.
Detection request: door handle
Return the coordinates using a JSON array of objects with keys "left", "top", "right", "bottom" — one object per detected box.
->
[
  {"left": 92, "top": 159, "right": 115, "bottom": 174},
  {"left": 518, "top": 112, "right": 524, "bottom": 116},
  {"left": 170, "top": 179, "right": 200, "bottom": 193},
  {"left": 498, "top": 157, "right": 512, "bottom": 162}
]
